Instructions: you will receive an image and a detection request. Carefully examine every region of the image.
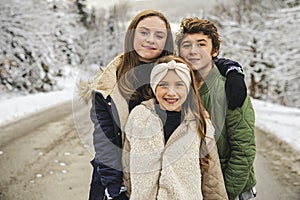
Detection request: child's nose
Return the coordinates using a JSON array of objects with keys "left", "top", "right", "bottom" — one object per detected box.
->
[
  {"left": 190, "top": 44, "right": 200, "bottom": 53},
  {"left": 166, "top": 87, "right": 176, "bottom": 95}
]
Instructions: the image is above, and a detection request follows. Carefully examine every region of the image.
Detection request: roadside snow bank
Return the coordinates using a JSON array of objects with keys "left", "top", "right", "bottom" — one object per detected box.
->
[{"left": 252, "top": 99, "right": 300, "bottom": 152}]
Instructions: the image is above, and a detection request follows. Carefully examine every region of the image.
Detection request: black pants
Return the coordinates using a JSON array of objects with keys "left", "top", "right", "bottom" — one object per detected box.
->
[{"left": 89, "top": 159, "right": 105, "bottom": 200}]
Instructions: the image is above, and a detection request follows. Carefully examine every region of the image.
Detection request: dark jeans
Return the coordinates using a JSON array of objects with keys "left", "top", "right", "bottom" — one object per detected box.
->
[{"left": 89, "top": 159, "right": 105, "bottom": 200}]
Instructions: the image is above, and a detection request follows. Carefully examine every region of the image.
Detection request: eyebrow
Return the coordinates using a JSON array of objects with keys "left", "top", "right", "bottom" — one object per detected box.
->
[
  {"left": 182, "top": 39, "right": 207, "bottom": 43},
  {"left": 159, "top": 80, "right": 185, "bottom": 83},
  {"left": 138, "top": 27, "right": 166, "bottom": 34}
]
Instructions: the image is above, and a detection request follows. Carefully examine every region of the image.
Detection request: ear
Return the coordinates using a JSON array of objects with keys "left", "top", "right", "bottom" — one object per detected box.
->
[{"left": 212, "top": 50, "right": 219, "bottom": 58}]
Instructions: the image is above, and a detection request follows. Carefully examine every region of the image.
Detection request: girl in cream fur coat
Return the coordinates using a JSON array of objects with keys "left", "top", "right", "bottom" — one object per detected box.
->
[{"left": 123, "top": 55, "right": 227, "bottom": 200}]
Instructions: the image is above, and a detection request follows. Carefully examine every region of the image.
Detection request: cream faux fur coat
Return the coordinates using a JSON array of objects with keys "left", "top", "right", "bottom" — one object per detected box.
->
[{"left": 124, "top": 99, "right": 205, "bottom": 200}]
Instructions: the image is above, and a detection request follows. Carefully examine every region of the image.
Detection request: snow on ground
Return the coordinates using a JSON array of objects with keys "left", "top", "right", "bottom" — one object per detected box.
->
[
  {"left": 0, "top": 88, "right": 74, "bottom": 126},
  {"left": 0, "top": 81, "right": 300, "bottom": 152},
  {"left": 252, "top": 99, "right": 300, "bottom": 152},
  {"left": 0, "top": 66, "right": 78, "bottom": 127}
]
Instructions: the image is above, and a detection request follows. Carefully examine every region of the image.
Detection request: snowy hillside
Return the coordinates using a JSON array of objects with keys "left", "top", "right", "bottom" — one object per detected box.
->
[
  {"left": 0, "top": 0, "right": 127, "bottom": 95},
  {"left": 0, "top": 0, "right": 85, "bottom": 93}
]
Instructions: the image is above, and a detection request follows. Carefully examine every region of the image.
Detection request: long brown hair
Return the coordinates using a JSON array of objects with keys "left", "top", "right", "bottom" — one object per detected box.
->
[
  {"left": 117, "top": 10, "right": 175, "bottom": 100},
  {"left": 154, "top": 55, "right": 210, "bottom": 168}
]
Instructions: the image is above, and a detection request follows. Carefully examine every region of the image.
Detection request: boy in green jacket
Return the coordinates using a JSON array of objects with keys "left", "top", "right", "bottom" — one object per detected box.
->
[{"left": 176, "top": 18, "right": 257, "bottom": 200}]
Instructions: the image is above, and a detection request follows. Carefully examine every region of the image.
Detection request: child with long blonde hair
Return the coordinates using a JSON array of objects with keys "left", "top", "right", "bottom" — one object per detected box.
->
[{"left": 124, "top": 55, "right": 223, "bottom": 200}]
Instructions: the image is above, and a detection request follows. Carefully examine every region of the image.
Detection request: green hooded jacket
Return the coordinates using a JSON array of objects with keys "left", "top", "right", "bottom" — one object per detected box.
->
[{"left": 198, "top": 64, "right": 256, "bottom": 200}]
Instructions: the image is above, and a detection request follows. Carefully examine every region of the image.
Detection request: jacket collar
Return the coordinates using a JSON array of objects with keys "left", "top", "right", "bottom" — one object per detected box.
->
[
  {"left": 77, "top": 55, "right": 122, "bottom": 103},
  {"left": 93, "top": 55, "right": 122, "bottom": 98},
  {"left": 199, "top": 63, "right": 221, "bottom": 94}
]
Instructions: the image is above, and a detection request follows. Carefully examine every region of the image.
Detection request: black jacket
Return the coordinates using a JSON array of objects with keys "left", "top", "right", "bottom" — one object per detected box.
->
[{"left": 90, "top": 90, "right": 124, "bottom": 199}]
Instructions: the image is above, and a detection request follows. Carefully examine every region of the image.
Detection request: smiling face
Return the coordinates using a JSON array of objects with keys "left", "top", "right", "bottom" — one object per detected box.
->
[
  {"left": 155, "top": 70, "right": 188, "bottom": 112},
  {"left": 133, "top": 16, "right": 168, "bottom": 62},
  {"left": 179, "top": 33, "right": 218, "bottom": 79}
]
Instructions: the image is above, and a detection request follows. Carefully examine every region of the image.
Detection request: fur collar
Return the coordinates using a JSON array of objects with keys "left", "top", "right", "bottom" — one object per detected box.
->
[{"left": 77, "top": 55, "right": 122, "bottom": 103}]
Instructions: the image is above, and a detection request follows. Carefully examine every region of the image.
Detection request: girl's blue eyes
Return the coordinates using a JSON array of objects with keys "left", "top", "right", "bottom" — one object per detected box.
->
[
  {"left": 158, "top": 83, "right": 168, "bottom": 87},
  {"left": 158, "top": 83, "right": 185, "bottom": 87}
]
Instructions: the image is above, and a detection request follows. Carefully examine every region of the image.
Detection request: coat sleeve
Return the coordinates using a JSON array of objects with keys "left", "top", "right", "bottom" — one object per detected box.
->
[
  {"left": 90, "top": 90, "right": 123, "bottom": 197},
  {"left": 201, "top": 120, "right": 228, "bottom": 200},
  {"left": 124, "top": 105, "right": 162, "bottom": 199},
  {"left": 223, "top": 96, "right": 256, "bottom": 200}
]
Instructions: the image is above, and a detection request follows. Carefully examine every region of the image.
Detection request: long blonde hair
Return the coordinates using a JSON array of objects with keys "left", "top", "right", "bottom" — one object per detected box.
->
[{"left": 117, "top": 10, "right": 175, "bottom": 101}]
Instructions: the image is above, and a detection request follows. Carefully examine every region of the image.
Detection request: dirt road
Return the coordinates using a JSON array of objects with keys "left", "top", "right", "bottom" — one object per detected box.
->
[
  {"left": 0, "top": 101, "right": 299, "bottom": 200},
  {"left": 0, "top": 101, "right": 92, "bottom": 200}
]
